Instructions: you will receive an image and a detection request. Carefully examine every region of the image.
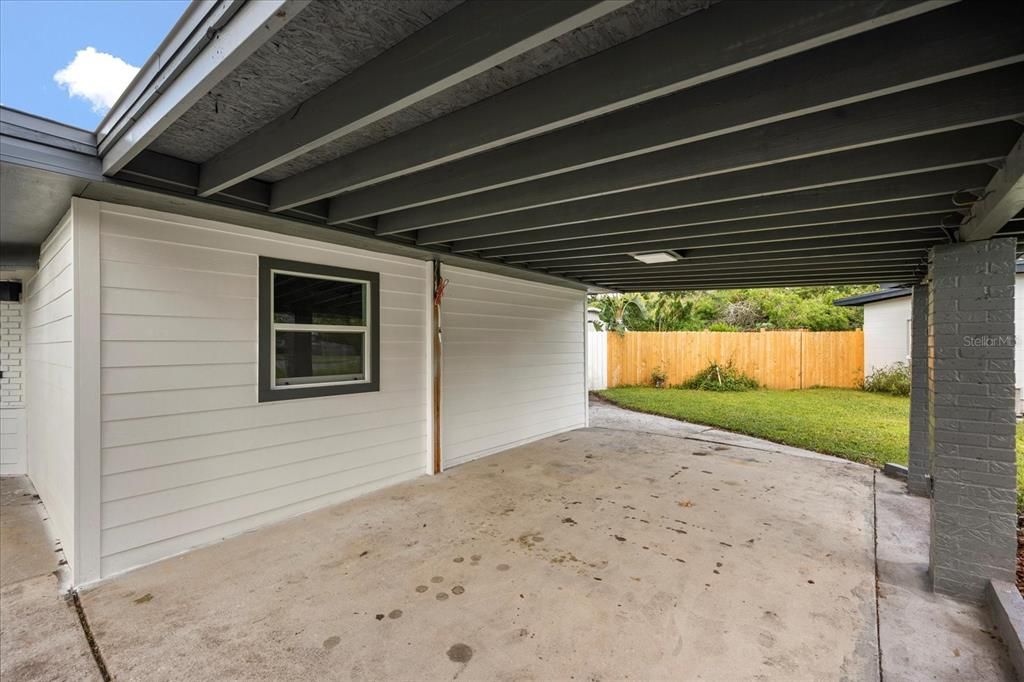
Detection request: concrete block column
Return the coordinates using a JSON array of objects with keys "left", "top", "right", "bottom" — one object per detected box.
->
[
  {"left": 907, "top": 284, "right": 930, "bottom": 496},
  {"left": 928, "top": 237, "right": 1017, "bottom": 602}
]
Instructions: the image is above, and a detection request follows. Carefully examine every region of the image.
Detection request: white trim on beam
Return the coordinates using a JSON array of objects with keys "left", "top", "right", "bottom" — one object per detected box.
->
[
  {"left": 197, "top": 0, "right": 629, "bottom": 197},
  {"left": 100, "top": 0, "right": 308, "bottom": 176},
  {"left": 960, "top": 132, "right": 1024, "bottom": 241}
]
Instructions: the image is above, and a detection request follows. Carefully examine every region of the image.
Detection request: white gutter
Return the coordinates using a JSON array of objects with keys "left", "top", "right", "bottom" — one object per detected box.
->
[{"left": 99, "top": 0, "right": 309, "bottom": 175}]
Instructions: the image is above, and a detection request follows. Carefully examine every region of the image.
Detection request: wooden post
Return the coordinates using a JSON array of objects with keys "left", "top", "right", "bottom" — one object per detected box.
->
[{"left": 432, "top": 260, "right": 443, "bottom": 474}]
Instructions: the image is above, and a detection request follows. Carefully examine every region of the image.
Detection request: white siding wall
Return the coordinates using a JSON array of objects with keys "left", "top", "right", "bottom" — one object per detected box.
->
[
  {"left": 863, "top": 277, "right": 1023, "bottom": 412},
  {"left": 24, "top": 214, "right": 77, "bottom": 563},
  {"left": 587, "top": 329, "right": 607, "bottom": 390},
  {"left": 1, "top": 297, "right": 27, "bottom": 474},
  {"left": 864, "top": 297, "right": 911, "bottom": 375},
  {"left": 440, "top": 266, "right": 586, "bottom": 469},
  {"left": 96, "top": 203, "right": 430, "bottom": 579}
]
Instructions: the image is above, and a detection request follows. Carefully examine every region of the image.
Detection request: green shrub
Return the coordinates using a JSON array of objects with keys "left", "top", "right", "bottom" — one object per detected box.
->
[
  {"left": 651, "top": 364, "right": 668, "bottom": 388},
  {"left": 863, "top": 362, "right": 911, "bottom": 397},
  {"left": 678, "top": 360, "right": 759, "bottom": 392}
]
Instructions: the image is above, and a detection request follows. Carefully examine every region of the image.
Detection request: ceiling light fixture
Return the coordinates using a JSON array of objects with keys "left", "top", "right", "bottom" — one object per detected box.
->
[{"left": 631, "top": 250, "right": 682, "bottom": 264}]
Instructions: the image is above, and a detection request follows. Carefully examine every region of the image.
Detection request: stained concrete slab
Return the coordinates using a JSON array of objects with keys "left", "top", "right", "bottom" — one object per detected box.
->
[
  {"left": 82, "top": 405, "right": 879, "bottom": 680},
  {"left": 875, "top": 474, "right": 1015, "bottom": 681},
  {"left": 1, "top": 476, "right": 57, "bottom": 587},
  {"left": 0, "top": 477, "right": 101, "bottom": 682}
]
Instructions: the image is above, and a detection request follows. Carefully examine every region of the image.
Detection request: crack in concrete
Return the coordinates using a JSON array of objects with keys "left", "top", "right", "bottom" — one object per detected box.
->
[{"left": 71, "top": 590, "right": 112, "bottom": 682}]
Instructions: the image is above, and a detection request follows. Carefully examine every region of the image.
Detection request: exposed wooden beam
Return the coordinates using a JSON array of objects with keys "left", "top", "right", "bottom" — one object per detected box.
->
[
  {"left": 270, "top": 0, "right": 950, "bottom": 212},
  {"left": 448, "top": 166, "right": 992, "bottom": 252},
  {"left": 482, "top": 195, "right": 959, "bottom": 259},
  {"left": 960, "top": 132, "right": 1024, "bottom": 241},
  {"left": 568, "top": 265, "right": 927, "bottom": 283},
  {"left": 101, "top": 0, "right": 307, "bottom": 175},
  {"left": 593, "top": 262, "right": 923, "bottom": 282},
  {"left": 525, "top": 230, "right": 948, "bottom": 269},
  {"left": 326, "top": 3, "right": 1022, "bottom": 222},
  {"left": 612, "top": 275, "right": 924, "bottom": 291},
  {"left": 550, "top": 245, "right": 933, "bottom": 274},
  {"left": 373, "top": 65, "right": 1024, "bottom": 232},
  {"left": 596, "top": 269, "right": 924, "bottom": 287},
  {"left": 509, "top": 215, "right": 951, "bottom": 265},
  {"left": 417, "top": 125, "right": 1017, "bottom": 245},
  {"left": 196, "top": 0, "right": 626, "bottom": 196},
  {"left": 566, "top": 255, "right": 927, "bottom": 279}
]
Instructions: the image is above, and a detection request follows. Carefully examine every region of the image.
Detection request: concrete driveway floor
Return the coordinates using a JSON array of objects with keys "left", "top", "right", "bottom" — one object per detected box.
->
[
  {"left": 82, "top": 403, "right": 882, "bottom": 681},
  {"left": 0, "top": 476, "right": 101, "bottom": 681}
]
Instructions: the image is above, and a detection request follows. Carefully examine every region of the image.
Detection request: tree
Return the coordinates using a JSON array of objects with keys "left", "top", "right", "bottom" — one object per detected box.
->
[
  {"left": 592, "top": 293, "right": 647, "bottom": 332},
  {"left": 589, "top": 286, "right": 871, "bottom": 332}
]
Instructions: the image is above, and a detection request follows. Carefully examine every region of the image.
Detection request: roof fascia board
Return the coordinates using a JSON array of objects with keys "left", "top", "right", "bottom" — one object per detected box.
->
[
  {"left": 100, "top": 0, "right": 309, "bottom": 175},
  {"left": 0, "top": 106, "right": 96, "bottom": 149},
  {"left": 96, "top": 0, "right": 230, "bottom": 146},
  {"left": 0, "top": 107, "right": 102, "bottom": 179},
  {"left": 833, "top": 289, "right": 912, "bottom": 305}
]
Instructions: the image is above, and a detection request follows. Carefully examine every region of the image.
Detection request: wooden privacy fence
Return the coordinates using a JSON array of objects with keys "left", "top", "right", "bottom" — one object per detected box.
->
[{"left": 605, "top": 330, "right": 864, "bottom": 390}]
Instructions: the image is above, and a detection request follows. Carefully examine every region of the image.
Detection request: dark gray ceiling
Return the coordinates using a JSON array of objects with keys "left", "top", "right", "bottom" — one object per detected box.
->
[
  {"left": 0, "top": 164, "right": 88, "bottom": 263},
  {"left": 6, "top": 0, "right": 1024, "bottom": 290}
]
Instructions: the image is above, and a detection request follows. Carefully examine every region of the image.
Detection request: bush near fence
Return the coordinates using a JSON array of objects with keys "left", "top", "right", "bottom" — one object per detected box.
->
[{"left": 604, "top": 330, "right": 864, "bottom": 390}]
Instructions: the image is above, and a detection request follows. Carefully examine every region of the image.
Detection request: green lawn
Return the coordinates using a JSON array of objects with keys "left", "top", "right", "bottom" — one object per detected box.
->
[{"left": 598, "top": 387, "right": 1024, "bottom": 506}]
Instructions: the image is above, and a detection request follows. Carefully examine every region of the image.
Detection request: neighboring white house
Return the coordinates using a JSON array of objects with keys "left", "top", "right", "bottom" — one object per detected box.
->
[{"left": 835, "top": 267, "right": 1024, "bottom": 411}]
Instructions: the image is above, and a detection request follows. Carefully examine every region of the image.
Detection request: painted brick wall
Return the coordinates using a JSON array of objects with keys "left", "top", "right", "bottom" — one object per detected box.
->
[
  {"left": 1, "top": 299, "right": 25, "bottom": 406},
  {"left": 0, "top": 296, "right": 27, "bottom": 475},
  {"left": 928, "top": 237, "right": 1017, "bottom": 602},
  {"left": 907, "top": 285, "right": 929, "bottom": 497}
]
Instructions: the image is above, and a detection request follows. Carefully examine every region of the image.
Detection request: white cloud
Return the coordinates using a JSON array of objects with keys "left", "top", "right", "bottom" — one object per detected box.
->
[{"left": 53, "top": 47, "right": 139, "bottom": 114}]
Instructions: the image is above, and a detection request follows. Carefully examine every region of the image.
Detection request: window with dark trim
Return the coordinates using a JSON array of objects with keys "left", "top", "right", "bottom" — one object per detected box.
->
[{"left": 259, "top": 257, "right": 380, "bottom": 402}]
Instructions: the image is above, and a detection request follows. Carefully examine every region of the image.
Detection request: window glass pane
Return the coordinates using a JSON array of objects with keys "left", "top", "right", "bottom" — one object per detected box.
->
[
  {"left": 273, "top": 273, "right": 365, "bottom": 326},
  {"left": 275, "top": 331, "right": 365, "bottom": 386}
]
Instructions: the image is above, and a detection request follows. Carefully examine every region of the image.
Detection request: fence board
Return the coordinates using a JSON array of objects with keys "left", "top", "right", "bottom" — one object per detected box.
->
[{"left": 605, "top": 330, "right": 863, "bottom": 390}]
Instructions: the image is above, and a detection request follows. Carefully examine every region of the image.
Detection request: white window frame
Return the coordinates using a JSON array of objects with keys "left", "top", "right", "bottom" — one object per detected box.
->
[{"left": 270, "top": 268, "right": 372, "bottom": 390}]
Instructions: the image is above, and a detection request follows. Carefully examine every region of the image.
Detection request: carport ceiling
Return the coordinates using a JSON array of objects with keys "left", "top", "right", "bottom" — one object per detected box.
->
[{"left": 106, "top": 0, "right": 1024, "bottom": 290}]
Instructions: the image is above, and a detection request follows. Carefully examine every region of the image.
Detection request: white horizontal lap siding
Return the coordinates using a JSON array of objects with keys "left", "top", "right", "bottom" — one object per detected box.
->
[
  {"left": 96, "top": 205, "right": 429, "bottom": 578},
  {"left": 864, "top": 297, "right": 911, "bottom": 375},
  {"left": 0, "top": 410, "right": 26, "bottom": 475},
  {"left": 586, "top": 330, "right": 607, "bottom": 390},
  {"left": 25, "top": 215, "right": 77, "bottom": 563},
  {"left": 440, "top": 266, "right": 586, "bottom": 468}
]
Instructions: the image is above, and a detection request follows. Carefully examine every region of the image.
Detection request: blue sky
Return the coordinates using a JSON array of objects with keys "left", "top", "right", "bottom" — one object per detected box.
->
[{"left": 0, "top": 0, "right": 189, "bottom": 130}]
